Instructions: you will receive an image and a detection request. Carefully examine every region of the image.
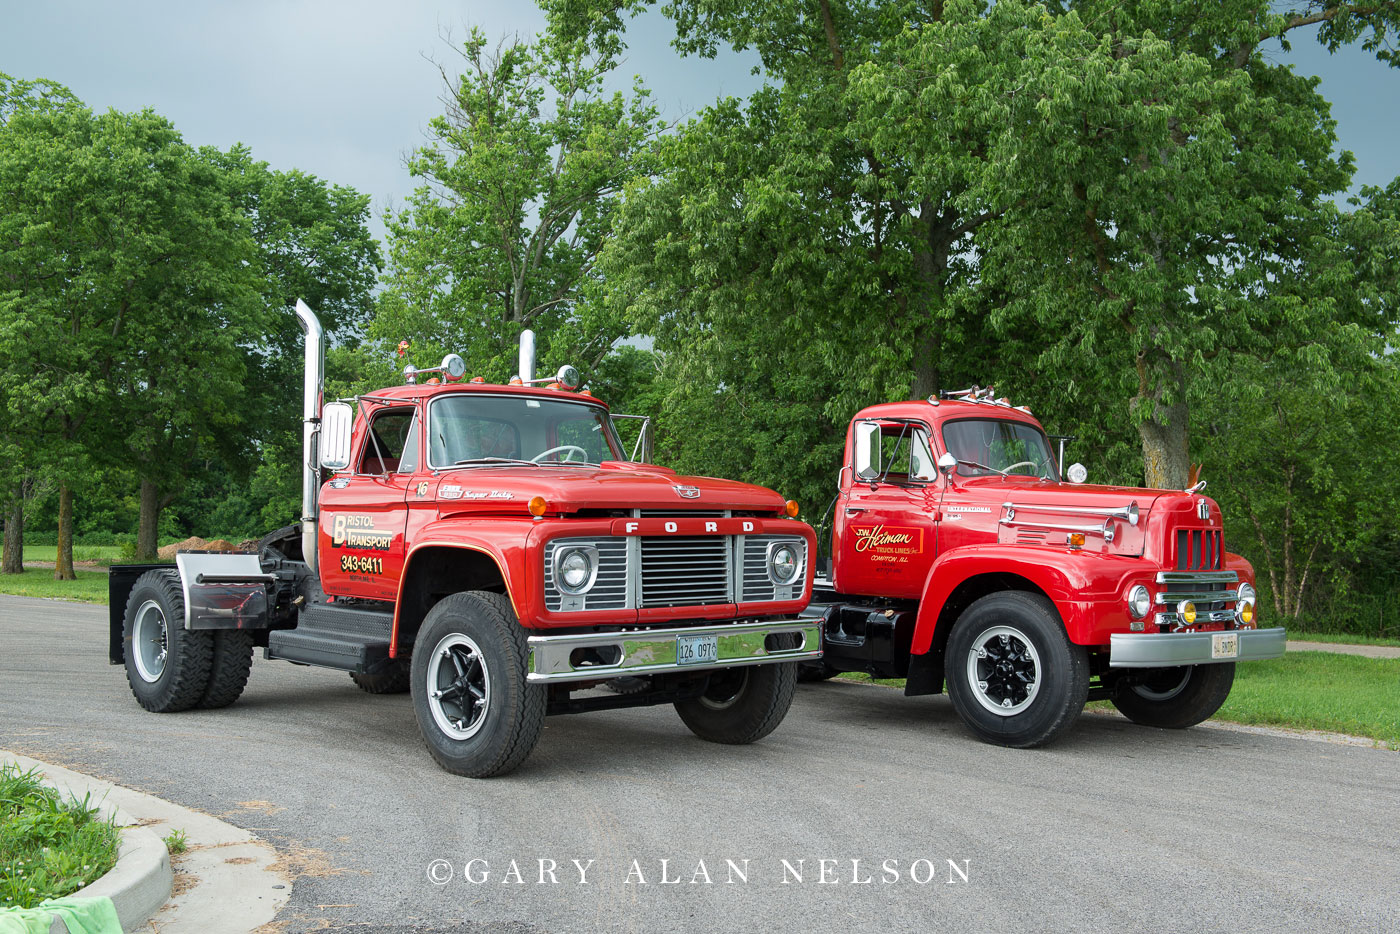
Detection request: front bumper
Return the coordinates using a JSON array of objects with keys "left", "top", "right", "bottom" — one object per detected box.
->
[
  {"left": 1109, "top": 627, "right": 1286, "bottom": 668},
  {"left": 526, "top": 618, "right": 823, "bottom": 684}
]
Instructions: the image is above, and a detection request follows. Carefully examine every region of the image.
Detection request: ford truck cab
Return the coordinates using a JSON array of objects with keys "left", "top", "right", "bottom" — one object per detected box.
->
[
  {"left": 109, "top": 301, "right": 820, "bottom": 777},
  {"left": 809, "top": 388, "right": 1284, "bottom": 747}
]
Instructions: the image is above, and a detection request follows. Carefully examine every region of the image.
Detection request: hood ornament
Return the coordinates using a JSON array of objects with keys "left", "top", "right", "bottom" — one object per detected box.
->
[{"left": 673, "top": 485, "right": 701, "bottom": 499}]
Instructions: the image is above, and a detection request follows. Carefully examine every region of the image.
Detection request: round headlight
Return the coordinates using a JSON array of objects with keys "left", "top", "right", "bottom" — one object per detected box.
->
[
  {"left": 1128, "top": 585, "right": 1151, "bottom": 620},
  {"left": 555, "top": 546, "right": 597, "bottom": 595},
  {"left": 769, "top": 544, "right": 800, "bottom": 585},
  {"left": 1237, "top": 582, "right": 1256, "bottom": 605}
]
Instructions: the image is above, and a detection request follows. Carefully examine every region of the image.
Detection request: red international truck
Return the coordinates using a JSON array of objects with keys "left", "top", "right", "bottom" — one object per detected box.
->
[
  {"left": 109, "top": 301, "right": 820, "bottom": 777},
  {"left": 803, "top": 388, "right": 1285, "bottom": 747}
]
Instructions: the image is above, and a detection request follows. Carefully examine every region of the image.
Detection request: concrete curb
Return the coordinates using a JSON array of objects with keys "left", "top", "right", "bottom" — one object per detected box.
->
[
  {"left": 1, "top": 752, "right": 172, "bottom": 934},
  {"left": 2, "top": 751, "right": 292, "bottom": 934}
]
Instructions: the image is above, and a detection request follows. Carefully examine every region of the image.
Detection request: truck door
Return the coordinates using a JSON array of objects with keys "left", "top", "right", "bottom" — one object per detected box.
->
[
  {"left": 318, "top": 405, "right": 419, "bottom": 601},
  {"left": 832, "top": 419, "right": 939, "bottom": 600}
]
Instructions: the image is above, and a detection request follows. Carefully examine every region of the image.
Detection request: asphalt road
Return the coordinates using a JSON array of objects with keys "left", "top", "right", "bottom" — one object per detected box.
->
[{"left": 1, "top": 594, "right": 1396, "bottom": 934}]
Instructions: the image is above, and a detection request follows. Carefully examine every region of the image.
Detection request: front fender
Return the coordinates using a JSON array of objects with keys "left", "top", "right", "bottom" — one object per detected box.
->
[{"left": 911, "top": 546, "right": 1150, "bottom": 654}]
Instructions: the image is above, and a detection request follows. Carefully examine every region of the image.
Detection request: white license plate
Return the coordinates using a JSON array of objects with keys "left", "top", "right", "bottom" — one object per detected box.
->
[
  {"left": 1212, "top": 632, "right": 1239, "bottom": 659},
  {"left": 677, "top": 633, "right": 719, "bottom": 666}
]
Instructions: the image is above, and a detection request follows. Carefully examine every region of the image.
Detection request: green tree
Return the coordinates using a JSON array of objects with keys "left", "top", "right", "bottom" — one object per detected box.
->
[{"left": 374, "top": 27, "right": 662, "bottom": 382}]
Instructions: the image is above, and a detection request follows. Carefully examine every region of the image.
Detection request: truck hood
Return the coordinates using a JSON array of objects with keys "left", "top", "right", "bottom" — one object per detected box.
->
[
  {"left": 951, "top": 477, "right": 1169, "bottom": 558},
  {"left": 433, "top": 461, "right": 788, "bottom": 516}
]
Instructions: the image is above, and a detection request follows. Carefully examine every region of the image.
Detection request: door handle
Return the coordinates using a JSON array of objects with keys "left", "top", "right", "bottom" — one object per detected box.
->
[{"left": 845, "top": 507, "right": 865, "bottom": 515}]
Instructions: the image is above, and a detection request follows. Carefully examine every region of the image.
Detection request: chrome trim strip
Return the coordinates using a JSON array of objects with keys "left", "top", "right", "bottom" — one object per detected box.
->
[
  {"left": 1109, "top": 627, "right": 1286, "bottom": 668},
  {"left": 999, "top": 517, "right": 1106, "bottom": 535},
  {"left": 526, "top": 618, "right": 823, "bottom": 683},
  {"left": 1156, "top": 571, "right": 1237, "bottom": 585},
  {"left": 1001, "top": 501, "right": 1139, "bottom": 525},
  {"left": 1155, "top": 589, "right": 1239, "bottom": 605},
  {"left": 1153, "top": 609, "right": 1237, "bottom": 627}
]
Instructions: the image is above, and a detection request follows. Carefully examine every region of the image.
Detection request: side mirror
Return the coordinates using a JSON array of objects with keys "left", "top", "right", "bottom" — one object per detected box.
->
[
  {"left": 1067, "top": 463, "right": 1087, "bottom": 484},
  {"left": 937, "top": 451, "right": 958, "bottom": 475},
  {"left": 854, "top": 421, "right": 881, "bottom": 480},
  {"left": 320, "top": 402, "right": 354, "bottom": 470}
]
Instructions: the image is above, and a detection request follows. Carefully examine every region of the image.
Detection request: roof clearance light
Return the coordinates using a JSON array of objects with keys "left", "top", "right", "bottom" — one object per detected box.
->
[
  {"left": 426, "top": 377, "right": 440, "bottom": 385},
  {"left": 470, "top": 376, "right": 485, "bottom": 383},
  {"left": 579, "top": 389, "right": 593, "bottom": 397},
  {"left": 528, "top": 496, "right": 548, "bottom": 517},
  {"left": 785, "top": 500, "right": 800, "bottom": 518},
  {"left": 509, "top": 376, "right": 524, "bottom": 386}
]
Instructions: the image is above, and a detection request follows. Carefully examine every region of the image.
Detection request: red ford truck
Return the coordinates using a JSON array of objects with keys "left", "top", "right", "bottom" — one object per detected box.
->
[
  {"left": 109, "top": 301, "right": 820, "bottom": 777},
  {"left": 804, "top": 388, "right": 1285, "bottom": 747}
]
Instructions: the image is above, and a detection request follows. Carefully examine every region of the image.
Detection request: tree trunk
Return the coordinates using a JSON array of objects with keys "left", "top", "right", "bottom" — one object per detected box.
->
[
  {"left": 2, "top": 488, "right": 22, "bottom": 575},
  {"left": 911, "top": 328, "right": 940, "bottom": 400},
  {"left": 54, "top": 485, "right": 75, "bottom": 581},
  {"left": 1137, "top": 357, "right": 1191, "bottom": 490},
  {"left": 137, "top": 478, "right": 160, "bottom": 561}
]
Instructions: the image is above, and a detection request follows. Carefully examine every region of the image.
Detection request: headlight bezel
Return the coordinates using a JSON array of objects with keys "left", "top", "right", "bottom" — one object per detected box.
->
[
  {"left": 1128, "top": 584, "right": 1151, "bottom": 620},
  {"left": 767, "top": 541, "right": 802, "bottom": 586},
  {"left": 553, "top": 544, "right": 600, "bottom": 595}
]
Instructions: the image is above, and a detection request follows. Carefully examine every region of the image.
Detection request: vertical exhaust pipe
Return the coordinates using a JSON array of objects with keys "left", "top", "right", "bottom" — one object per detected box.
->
[
  {"left": 519, "top": 329, "right": 536, "bottom": 383},
  {"left": 295, "top": 299, "right": 323, "bottom": 576}
]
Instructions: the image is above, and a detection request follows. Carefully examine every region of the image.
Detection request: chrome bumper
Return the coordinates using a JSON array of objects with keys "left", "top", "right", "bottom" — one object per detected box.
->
[
  {"left": 526, "top": 618, "right": 823, "bottom": 684},
  {"left": 1109, "top": 627, "right": 1286, "bottom": 668}
]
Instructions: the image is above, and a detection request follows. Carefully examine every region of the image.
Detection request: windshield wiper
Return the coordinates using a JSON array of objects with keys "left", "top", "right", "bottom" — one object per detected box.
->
[
  {"left": 955, "top": 459, "right": 1010, "bottom": 476},
  {"left": 445, "top": 457, "right": 541, "bottom": 469}
]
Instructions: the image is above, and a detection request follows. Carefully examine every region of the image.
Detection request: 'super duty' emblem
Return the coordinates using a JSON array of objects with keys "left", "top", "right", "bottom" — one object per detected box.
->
[{"left": 673, "top": 485, "right": 701, "bottom": 499}]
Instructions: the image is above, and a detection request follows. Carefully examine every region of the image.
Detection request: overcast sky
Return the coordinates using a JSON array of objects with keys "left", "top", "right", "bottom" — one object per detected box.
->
[{"left": 3, "top": 1, "right": 1396, "bottom": 250}]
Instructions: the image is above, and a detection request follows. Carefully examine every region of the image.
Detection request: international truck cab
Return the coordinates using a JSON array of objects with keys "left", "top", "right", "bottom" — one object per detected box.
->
[{"left": 809, "top": 389, "right": 1285, "bottom": 747}]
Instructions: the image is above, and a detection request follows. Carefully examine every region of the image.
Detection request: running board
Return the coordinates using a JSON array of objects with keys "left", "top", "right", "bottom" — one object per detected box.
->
[{"left": 265, "top": 603, "right": 394, "bottom": 674}]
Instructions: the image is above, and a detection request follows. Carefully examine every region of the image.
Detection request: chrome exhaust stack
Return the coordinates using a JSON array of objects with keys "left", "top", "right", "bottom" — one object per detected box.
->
[
  {"left": 518, "top": 329, "right": 536, "bottom": 383},
  {"left": 294, "top": 299, "right": 324, "bottom": 576}
]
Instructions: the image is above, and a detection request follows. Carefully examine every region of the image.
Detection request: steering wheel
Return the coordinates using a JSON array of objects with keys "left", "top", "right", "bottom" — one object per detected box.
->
[
  {"left": 1002, "top": 460, "right": 1039, "bottom": 476},
  {"left": 532, "top": 445, "right": 588, "bottom": 464}
]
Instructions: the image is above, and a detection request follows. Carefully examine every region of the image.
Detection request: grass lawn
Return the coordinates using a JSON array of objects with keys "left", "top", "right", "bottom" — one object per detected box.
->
[
  {"left": 0, "top": 762, "right": 120, "bottom": 910},
  {"left": 1284, "top": 631, "right": 1400, "bottom": 648},
  {"left": 20, "top": 545, "right": 124, "bottom": 566},
  {"left": 839, "top": 651, "right": 1400, "bottom": 747},
  {"left": 0, "top": 571, "right": 109, "bottom": 604}
]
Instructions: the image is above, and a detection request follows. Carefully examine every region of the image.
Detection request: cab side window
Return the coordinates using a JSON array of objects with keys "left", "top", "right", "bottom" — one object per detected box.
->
[
  {"left": 857, "top": 424, "right": 936, "bottom": 484},
  {"left": 359, "top": 409, "right": 416, "bottom": 474}
]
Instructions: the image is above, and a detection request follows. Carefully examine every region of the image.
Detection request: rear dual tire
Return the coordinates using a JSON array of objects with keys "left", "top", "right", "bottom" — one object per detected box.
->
[{"left": 122, "top": 570, "right": 253, "bottom": 712}]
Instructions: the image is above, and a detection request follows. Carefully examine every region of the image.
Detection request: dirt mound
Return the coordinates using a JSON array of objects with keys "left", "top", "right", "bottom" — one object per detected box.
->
[
  {"left": 157, "top": 537, "right": 207, "bottom": 560},
  {"left": 237, "top": 539, "right": 259, "bottom": 553},
  {"left": 205, "top": 539, "right": 237, "bottom": 553}
]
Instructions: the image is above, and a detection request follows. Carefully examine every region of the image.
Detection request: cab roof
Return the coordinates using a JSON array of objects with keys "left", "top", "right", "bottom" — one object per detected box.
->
[
  {"left": 358, "top": 381, "right": 611, "bottom": 410},
  {"left": 855, "top": 398, "right": 1043, "bottom": 429}
]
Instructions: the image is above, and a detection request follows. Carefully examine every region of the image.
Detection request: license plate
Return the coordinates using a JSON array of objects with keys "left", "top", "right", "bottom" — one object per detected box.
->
[
  {"left": 1212, "top": 632, "right": 1239, "bottom": 659},
  {"left": 677, "top": 633, "right": 719, "bottom": 666}
]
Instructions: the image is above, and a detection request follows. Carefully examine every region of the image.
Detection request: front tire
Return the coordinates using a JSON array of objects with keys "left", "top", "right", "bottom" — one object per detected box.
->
[
  {"left": 410, "top": 592, "right": 545, "bottom": 777},
  {"left": 944, "top": 592, "right": 1088, "bottom": 748},
  {"left": 1110, "top": 663, "right": 1235, "bottom": 729},
  {"left": 674, "top": 663, "right": 798, "bottom": 744},
  {"left": 123, "top": 570, "right": 214, "bottom": 713}
]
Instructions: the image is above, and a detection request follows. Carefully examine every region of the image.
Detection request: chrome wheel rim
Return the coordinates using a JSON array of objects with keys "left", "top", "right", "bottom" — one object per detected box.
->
[
  {"left": 426, "top": 633, "right": 491, "bottom": 740},
  {"left": 132, "top": 599, "right": 169, "bottom": 683},
  {"left": 1132, "top": 668, "right": 1192, "bottom": 702},
  {"left": 967, "top": 625, "right": 1041, "bottom": 717}
]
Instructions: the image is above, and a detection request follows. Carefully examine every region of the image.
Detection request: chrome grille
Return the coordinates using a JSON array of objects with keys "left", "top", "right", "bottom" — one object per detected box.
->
[
  {"left": 544, "top": 538, "right": 628, "bottom": 611},
  {"left": 740, "top": 535, "right": 804, "bottom": 602},
  {"left": 640, "top": 536, "right": 730, "bottom": 607}
]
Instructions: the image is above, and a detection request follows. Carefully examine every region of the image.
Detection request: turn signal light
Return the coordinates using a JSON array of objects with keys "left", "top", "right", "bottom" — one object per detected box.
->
[
  {"left": 528, "top": 496, "right": 548, "bottom": 517},
  {"left": 785, "top": 500, "right": 800, "bottom": 518},
  {"left": 1067, "top": 532, "right": 1086, "bottom": 548},
  {"left": 1238, "top": 602, "right": 1255, "bottom": 626}
]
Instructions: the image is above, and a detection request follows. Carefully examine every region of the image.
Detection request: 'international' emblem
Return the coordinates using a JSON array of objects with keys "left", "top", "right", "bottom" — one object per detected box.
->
[
  {"left": 673, "top": 485, "right": 701, "bottom": 499},
  {"left": 1197, "top": 500, "right": 1210, "bottom": 521}
]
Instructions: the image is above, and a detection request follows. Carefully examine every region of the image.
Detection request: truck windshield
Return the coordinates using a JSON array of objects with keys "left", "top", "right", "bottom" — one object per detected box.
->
[
  {"left": 941, "top": 419, "right": 1060, "bottom": 480},
  {"left": 428, "top": 394, "right": 624, "bottom": 468}
]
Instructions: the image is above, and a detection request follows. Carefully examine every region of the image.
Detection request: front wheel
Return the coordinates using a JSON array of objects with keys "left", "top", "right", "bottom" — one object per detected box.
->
[
  {"left": 410, "top": 592, "right": 545, "bottom": 777},
  {"left": 674, "top": 663, "right": 797, "bottom": 744},
  {"left": 944, "top": 592, "right": 1088, "bottom": 748},
  {"left": 1110, "top": 663, "right": 1235, "bottom": 729}
]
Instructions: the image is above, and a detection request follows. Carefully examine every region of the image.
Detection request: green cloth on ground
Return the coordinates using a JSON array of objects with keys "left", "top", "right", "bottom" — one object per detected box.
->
[{"left": 0, "top": 895, "right": 121, "bottom": 934}]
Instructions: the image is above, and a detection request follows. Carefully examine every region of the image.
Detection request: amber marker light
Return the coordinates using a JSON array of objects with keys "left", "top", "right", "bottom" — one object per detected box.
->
[
  {"left": 1067, "top": 532, "right": 1086, "bottom": 548},
  {"left": 508, "top": 376, "right": 524, "bottom": 386},
  {"left": 528, "top": 496, "right": 548, "bottom": 517},
  {"left": 1177, "top": 600, "right": 1198, "bottom": 626},
  {"left": 470, "top": 376, "right": 485, "bottom": 383},
  {"left": 785, "top": 500, "right": 800, "bottom": 518}
]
